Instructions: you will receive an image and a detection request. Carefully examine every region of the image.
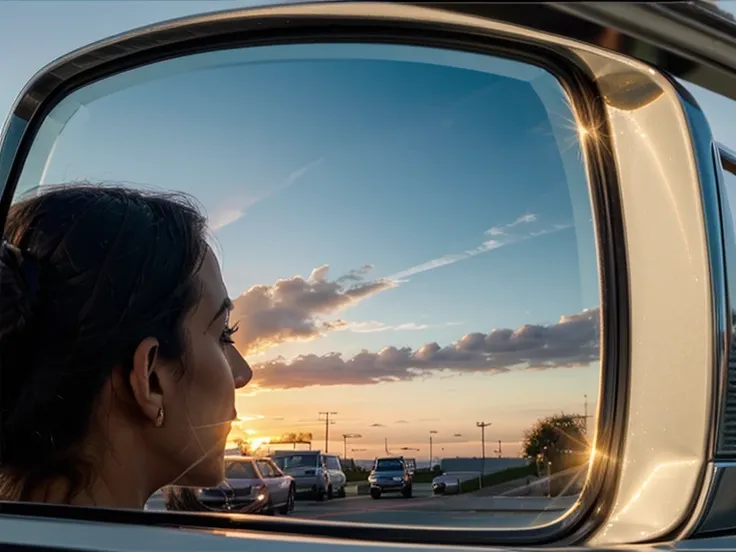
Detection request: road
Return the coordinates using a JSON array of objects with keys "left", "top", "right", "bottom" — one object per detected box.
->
[
  {"left": 146, "top": 483, "right": 568, "bottom": 528},
  {"left": 291, "top": 483, "right": 565, "bottom": 527}
]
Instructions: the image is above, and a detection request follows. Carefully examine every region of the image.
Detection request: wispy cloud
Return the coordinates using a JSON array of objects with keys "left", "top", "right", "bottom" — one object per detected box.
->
[
  {"left": 370, "top": 423, "right": 386, "bottom": 428},
  {"left": 210, "top": 158, "right": 323, "bottom": 231},
  {"left": 485, "top": 213, "right": 537, "bottom": 236},
  {"left": 385, "top": 213, "right": 567, "bottom": 282}
]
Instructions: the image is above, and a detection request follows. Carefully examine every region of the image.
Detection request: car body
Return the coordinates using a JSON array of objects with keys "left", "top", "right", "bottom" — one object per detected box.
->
[
  {"left": 431, "top": 473, "right": 462, "bottom": 496},
  {"left": 323, "top": 454, "right": 348, "bottom": 498},
  {"left": 270, "top": 450, "right": 331, "bottom": 501},
  {"left": 4, "top": 2, "right": 736, "bottom": 552},
  {"left": 368, "top": 457, "right": 414, "bottom": 499},
  {"left": 163, "top": 456, "right": 295, "bottom": 515}
]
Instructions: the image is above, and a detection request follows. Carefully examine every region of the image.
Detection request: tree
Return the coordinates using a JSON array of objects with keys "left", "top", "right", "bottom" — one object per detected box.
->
[{"left": 522, "top": 412, "right": 589, "bottom": 485}]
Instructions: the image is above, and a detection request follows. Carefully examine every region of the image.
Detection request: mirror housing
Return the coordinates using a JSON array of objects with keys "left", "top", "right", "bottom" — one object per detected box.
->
[{"left": 0, "top": 1, "right": 728, "bottom": 548}]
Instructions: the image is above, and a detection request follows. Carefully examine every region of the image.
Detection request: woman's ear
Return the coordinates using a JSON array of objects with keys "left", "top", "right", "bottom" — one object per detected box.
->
[{"left": 129, "top": 336, "right": 164, "bottom": 426}]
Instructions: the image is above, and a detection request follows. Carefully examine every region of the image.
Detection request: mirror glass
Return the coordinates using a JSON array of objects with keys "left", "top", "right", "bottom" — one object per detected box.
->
[{"left": 13, "top": 42, "right": 601, "bottom": 529}]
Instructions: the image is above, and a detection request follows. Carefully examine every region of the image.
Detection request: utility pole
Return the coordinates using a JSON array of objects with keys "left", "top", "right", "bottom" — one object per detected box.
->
[
  {"left": 476, "top": 421, "right": 491, "bottom": 479},
  {"left": 429, "top": 430, "right": 438, "bottom": 469},
  {"left": 493, "top": 440, "right": 502, "bottom": 458},
  {"left": 342, "top": 433, "right": 362, "bottom": 459},
  {"left": 577, "top": 394, "right": 593, "bottom": 435},
  {"left": 319, "top": 412, "right": 337, "bottom": 453}
]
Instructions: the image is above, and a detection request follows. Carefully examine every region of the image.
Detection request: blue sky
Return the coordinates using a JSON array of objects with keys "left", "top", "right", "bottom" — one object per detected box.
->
[{"left": 0, "top": 0, "right": 730, "bottom": 459}]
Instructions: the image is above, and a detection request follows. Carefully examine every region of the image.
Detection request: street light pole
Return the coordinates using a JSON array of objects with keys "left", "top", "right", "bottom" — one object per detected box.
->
[
  {"left": 476, "top": 421, "right": 491, "bottom": 481},
  {"left": 429, "top": 430, "right": 438, "bottom": 469},
  {"left": 342, "top": 433, "right": 362, "bottom": 459}
]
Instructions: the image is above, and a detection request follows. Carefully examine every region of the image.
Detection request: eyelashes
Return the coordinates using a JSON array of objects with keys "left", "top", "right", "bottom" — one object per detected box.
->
[{"left": 220, "top": 322, "right": 239, "bottom": 345}]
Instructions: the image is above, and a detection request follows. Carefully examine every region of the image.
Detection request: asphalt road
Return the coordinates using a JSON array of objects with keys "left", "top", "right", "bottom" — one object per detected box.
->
[
  {"left": 145, "top": 483, "right": 567, "bottom": 528},
  {"left": 291, "top": 484, "right": 564, "bottom": 527}
]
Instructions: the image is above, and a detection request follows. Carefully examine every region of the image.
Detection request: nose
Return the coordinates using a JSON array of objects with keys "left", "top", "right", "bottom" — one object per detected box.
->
[{"left": 228, "top": 346, "right": 252, "bottom": 389}]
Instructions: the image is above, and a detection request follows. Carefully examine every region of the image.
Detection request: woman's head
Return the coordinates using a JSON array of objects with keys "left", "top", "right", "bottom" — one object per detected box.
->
[{"left": 0, "top": 184, "right": 251, "bottom": 505}]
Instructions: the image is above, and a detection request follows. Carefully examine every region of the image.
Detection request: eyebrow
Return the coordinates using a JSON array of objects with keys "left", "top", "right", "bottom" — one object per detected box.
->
[{"left": 207, "top": 297, "right": 234, "bottom": 330}]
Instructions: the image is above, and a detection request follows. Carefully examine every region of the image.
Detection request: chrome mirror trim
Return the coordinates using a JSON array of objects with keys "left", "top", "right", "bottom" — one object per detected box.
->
[{"left": 425, "top": 2, "right": 736, "bottom": 102}]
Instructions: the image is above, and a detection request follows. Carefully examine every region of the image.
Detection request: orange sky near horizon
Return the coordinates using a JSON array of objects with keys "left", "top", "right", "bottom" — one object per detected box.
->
[{"left": 228, "top": 362, "right": 599, "bottom": 460}]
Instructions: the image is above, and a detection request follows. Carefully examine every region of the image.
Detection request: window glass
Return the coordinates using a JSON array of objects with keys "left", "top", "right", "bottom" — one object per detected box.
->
[
  {"left": 225, "top": 461, "right": 258, "bottom": 479},
  {"left": 14, "top": 41, "right": 601, "bottom": 530},
  {"left": 375, "top": 459, "right": 404, "bottom": 472},
  {"left": 256, "top": 460, "right": 277, "bottom": 478},
  {"left": 272, "top": 454, "right": 319, "bottom": 471},
  {"left": 266, "top": 459, "right": 283, "bottom": 476},
  {"left": 325, "top": 456, "right": 341, "bottom": 470}
]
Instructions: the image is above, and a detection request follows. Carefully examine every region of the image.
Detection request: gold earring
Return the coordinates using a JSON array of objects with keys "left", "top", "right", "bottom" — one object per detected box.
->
[{"left": 155, "top": 407, "right": 165, "bottom": 428}]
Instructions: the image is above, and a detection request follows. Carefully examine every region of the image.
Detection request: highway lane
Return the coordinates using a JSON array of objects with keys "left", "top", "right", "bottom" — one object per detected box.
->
[
  {"left": 146, "top": 484, "right": 567, "bottom": 528},
  {"left": 292, "top": 487, "right": 565, "bottom": 527}
]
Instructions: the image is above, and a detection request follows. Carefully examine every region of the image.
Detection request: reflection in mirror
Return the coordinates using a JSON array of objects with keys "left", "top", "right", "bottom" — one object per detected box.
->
[{"left": 12, "top": 42, "right": 601, "bottom": 529}]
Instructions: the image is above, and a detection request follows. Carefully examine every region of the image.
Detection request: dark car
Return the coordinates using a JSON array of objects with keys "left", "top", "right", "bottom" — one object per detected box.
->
[
  {"left": 164, "top": 456, "right": 295, "bottom": 515},
  {"left": 367, "top": 456, "right": 414, "bottom": 499}
]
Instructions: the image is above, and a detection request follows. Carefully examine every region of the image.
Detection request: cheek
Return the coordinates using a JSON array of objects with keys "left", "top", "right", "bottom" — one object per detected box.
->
[{"left": 186, "top": 341, "right": 236, "bottom": 422}]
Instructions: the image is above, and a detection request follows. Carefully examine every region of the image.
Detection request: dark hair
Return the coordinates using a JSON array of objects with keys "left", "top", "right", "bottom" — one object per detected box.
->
[{"left": 0, "top": 184, "right": 208, "bottom": 501}]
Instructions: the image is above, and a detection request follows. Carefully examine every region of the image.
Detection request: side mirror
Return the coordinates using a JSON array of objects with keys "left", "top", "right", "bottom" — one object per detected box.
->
[{"left": 0, "top": 1, "right": 724, "bottom": 547}]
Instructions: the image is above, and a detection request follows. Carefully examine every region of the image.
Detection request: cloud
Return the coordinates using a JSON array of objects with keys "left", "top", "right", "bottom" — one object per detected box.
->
[
  {"left": 341, "top": 320, "right": 463, "bottom": 334},
  {"left": 252, "top": 307, "right": 600, "bottom": 389},
  {"left": 231, "top": 264, "right": 396, "bottom": 354},
  {"left": 370, "top": 423, "right": 386, "bottom": 428},
  {"left": 385, "top": 213, "right": 566, "bottom": 282},
  {"left": 485, "top": 213, "right": 537, "bottom": 237},
  {"left": 209, "top": 198, "right": 258, "bottom": 231},
  {"left": 395, "top": 420, "right": 410, "bottom": 424},
  {"left": 209, "top": 158, "right": 323, "bottom": 231}
]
